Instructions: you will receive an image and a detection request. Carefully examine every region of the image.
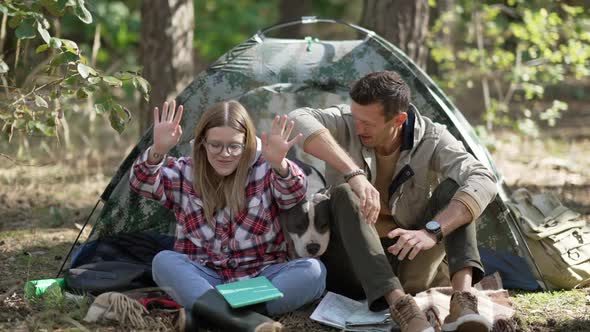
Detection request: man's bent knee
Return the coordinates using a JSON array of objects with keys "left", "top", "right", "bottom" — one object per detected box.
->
[
  {"left": 331, "top": 183, "right": 359, "bottom": 205},
  {"left": 329, "top": 183, "right": 362, "bottom": 225}
]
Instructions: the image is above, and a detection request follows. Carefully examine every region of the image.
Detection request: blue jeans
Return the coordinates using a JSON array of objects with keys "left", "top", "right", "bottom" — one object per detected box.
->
[{"left": 152, "top": 250, "right": 327, "bottom": 315}]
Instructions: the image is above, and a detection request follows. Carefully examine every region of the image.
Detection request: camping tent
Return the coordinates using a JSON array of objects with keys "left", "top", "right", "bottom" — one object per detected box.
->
[{"left": 58, "top": 18, "right": 542, "bottom": 290}]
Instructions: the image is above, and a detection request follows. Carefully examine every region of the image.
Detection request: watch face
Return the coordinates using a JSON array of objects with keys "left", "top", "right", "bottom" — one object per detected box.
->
[{"left": 426, "top": 221, "right": 440, "bottom": 231}]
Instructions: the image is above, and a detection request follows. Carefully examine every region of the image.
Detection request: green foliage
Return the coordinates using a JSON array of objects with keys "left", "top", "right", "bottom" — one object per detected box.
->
[
  {"left": 1, "top": 0, "right": 365, "bottom": 145},
  {"left": 194, "top": 0, "right": 278, "bottom": 61},
  {"left": 0, "top": 0, "right": 149, "bottom": 141},
  {"left": 66, "top": 1, "right": 141, "bottom": 65},
  {"left": 428, "top": 0, "right": 590, "bottom": 136},
  {"left": 193, "top": 0, "right": 363, "bottom": 61}
]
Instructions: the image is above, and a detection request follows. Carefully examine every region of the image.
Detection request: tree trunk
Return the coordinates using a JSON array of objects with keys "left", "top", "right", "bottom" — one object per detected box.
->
[
  {"left": 277, "top": 0, "right": 313, "bottom": 38},
  {"left": 139, "top": 0, "right": 194, "bottom": 136},
  {"left": 361, "top": 0, "right": 430, "bottom": 70}
]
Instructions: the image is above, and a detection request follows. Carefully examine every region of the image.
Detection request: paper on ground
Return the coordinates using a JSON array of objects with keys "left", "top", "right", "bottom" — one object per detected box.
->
[
  {"left": 347, "top": 306, "right": 391, "bottom": 326},
  {"left": 310, "top": 292, "right": 394, "bottom": 332}
]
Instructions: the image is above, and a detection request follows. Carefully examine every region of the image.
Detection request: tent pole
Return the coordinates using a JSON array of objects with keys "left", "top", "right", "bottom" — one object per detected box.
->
[{"left": 55, "top": 199, "right": 101, "bottom": 278}]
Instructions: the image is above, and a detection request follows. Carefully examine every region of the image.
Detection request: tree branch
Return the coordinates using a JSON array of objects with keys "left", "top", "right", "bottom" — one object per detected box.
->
[
  {"left": 14, "top": 39, "right": 20, "bottom": 70},
  {"left": 91, "top": 23, "right": 101, "bottom": 67},
  {"left": 475, "top": 11, "right": 492, "bottom": 129},
  {"left": 9, "top": 77, "right": 64, "bottom": 107},
  {"left": 502, "top": 47, "right": 521, "bottom": 106},
  {"left": 0, "top": 153, "right": 50, "bottom": 166},
  {"left": 22, "top": 57, "right": 52, "bottom": 89},
  {"left": 0, "top": 12, "right": 6, "bottom": 55}
]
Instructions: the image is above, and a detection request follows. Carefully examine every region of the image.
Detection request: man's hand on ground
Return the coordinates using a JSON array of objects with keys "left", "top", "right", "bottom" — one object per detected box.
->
[
  {"left": 387, "top": 228, "right": 436, "bottom": 260},
  {"left": 347, "top": 175, "right": 380, "bottom": 224}
]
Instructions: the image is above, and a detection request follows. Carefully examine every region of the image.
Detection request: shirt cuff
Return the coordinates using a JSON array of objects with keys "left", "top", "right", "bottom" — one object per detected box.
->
[
  {"left": 452, "top": 191, "right": 481, "bottom": 221},
  {"left": 141, "top": 147, "right": 166, "bottom": 169},
  {"left": 272, "top": 158, "right": 295, "bottom": 179}
]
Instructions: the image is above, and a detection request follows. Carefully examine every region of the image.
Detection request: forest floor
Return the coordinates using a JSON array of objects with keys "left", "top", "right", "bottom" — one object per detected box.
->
[{"left": 1, "top": 118, "right": 589, "bottom": 331}]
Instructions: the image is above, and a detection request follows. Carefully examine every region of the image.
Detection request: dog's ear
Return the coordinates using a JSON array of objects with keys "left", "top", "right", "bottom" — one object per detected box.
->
[
  {"left": 312, "top": 192, "right": 330, "bottom": 204},
  {"left": 312, "top": 187, "right": 331, "bottom": 204}
]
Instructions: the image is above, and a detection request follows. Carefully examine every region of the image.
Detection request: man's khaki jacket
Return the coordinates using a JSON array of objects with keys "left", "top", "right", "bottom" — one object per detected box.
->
[{"left": 288, "top": 104, "right": 498, "bottom": 228}]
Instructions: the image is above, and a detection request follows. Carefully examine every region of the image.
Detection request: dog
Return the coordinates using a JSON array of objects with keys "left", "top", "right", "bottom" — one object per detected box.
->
[{"left": 279, "top": 157, "right": 331, "bottom": 258}]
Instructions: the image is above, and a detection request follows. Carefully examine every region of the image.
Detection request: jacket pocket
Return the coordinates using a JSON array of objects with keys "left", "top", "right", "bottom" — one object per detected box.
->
[{"left": 393, "top": 179, "right": 429, "bottom": 229}]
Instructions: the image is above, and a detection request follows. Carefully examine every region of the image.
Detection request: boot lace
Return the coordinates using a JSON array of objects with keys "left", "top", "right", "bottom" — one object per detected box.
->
[
  {"left": 456, "top": 292, "right": 478, "bottom": 312},
  {"left": 394, "top": 297, "right": 422, "bottom": 329}
]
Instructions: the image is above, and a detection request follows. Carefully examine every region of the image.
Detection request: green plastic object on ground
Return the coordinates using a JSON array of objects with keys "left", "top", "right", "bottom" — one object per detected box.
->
[{"left": 24, "top": 278, "right": 66, "bottom": 299}]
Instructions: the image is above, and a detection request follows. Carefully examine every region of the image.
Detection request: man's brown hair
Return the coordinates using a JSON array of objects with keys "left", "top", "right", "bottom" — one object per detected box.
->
[{"left": 349, "top": 71, "right": 411, "bottom": 120}]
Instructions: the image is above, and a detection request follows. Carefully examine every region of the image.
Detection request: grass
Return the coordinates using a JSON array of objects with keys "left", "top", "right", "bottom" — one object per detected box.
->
[
  {"left": 511, "top": 289, "right": 590, "bottom": 331},
  {"left": 25, "top": 283, "right": 91, "bottom": 331}
]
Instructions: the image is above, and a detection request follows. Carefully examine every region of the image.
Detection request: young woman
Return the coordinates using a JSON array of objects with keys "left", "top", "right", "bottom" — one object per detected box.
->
[{"left": 130, "top": 100, "right": 326, "bottom": 331}]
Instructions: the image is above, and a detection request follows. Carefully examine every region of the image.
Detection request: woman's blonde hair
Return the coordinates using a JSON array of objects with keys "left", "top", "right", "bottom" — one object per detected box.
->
[{"left": 192, "top": 100, "right": 257, "bottom": 224}]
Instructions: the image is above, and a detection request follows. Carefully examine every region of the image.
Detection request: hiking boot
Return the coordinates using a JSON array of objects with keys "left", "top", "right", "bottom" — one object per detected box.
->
[
  {"left": 423, "top": 305, "right": 442, "bottom": 332},
  {"left": 389, "top": 294, "right": 435, "bottom": 332},
  {"left": 442, "top": 291, "right": 491, "bottom": 332}
]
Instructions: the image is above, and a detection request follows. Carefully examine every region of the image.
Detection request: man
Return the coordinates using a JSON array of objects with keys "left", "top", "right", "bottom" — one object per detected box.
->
[{"left": 288, "top": 71, "right": 497, "bottom": 332}]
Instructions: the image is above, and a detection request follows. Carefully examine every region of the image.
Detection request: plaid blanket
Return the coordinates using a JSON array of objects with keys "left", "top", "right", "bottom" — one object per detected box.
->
[{"left": 414, "top": 272, "right": 515, "bottom": 331}]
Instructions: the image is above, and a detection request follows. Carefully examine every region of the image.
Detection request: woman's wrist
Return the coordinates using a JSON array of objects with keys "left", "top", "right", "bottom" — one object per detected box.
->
[
  {"left": 147, "top": 145, "right": 166, "bottom": 164},
  {"left": 152, "top": 144, "right": 169, "bottom": 155},
  {"left": 272, "top": 158, "right": 289, "bottom": 177}
]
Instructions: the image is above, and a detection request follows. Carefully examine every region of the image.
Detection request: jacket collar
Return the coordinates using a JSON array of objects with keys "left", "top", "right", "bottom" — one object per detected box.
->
[{"left": 400, "top": 105, "right": 417, "bottom": 152}]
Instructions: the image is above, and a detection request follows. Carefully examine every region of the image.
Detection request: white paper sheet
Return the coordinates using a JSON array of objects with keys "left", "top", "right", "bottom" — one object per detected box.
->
[{"left": 310, "top": 292, "right": 395, "bottom": 332}]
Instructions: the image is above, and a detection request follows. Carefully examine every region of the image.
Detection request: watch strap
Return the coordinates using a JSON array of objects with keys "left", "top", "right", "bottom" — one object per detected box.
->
[
  {"left": 425, "top": 221, "right": 443, "bottom": 243},
  {"left": 434, "top": 229, "right": 443, "bottom": 243}
]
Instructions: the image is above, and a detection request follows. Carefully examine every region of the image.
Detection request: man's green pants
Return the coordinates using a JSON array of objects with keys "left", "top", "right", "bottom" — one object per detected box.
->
[{"left": 320, "top": 179, "right": 484, "bottom": 311}]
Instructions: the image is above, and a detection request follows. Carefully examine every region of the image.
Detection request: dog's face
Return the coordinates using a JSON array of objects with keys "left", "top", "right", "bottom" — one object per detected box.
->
[{"left": 280, "top": 188, "right": 331, "bottom": 258}]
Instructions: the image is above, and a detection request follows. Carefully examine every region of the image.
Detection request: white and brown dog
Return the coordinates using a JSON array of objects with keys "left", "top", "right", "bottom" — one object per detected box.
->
[{"left": 280, "top": 158, "right": 331, "bottom": 258}]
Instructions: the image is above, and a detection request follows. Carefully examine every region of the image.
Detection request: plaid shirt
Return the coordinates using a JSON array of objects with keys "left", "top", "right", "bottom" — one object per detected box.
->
[{"left": 130, "top": 145, "right": 307, "bottom": 282}]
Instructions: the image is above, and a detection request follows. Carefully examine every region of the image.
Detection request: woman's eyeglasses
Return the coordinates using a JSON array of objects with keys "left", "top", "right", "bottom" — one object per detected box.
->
[{"left": 203, "top": 140, "right": 245, "bottom": 157}]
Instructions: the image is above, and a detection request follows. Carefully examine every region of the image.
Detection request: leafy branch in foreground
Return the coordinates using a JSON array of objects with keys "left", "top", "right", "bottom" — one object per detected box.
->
[{"left": 0, "top": 0, "right": 150, "bottom": 142}]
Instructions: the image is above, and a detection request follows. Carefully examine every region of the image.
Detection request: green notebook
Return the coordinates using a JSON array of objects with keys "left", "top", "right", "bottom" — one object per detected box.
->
[{"left": 216, "top": 276, "right": 283, "bottom": 308}]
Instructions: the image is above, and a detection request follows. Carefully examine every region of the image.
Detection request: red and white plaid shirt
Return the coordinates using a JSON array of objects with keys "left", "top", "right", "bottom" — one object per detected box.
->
[{"left": 130, "top": 144, "right": 307, "bottom": 282}]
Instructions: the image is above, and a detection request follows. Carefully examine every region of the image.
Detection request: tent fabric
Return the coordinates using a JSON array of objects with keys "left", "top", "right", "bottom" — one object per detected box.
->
[
  {"left": 479, "top": 247, "right": 540, "bottom": 290},
  {"left": 75, "top": 19, "right": 539, "bottom": 287}
]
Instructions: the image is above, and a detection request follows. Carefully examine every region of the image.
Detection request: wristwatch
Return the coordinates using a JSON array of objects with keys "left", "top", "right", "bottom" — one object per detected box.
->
[{"left": 425, "top": 220, "right": 443, "bottom": 243}]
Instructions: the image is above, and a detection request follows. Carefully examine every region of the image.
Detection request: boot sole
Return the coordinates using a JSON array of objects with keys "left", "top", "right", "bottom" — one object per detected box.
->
[{"left": 442, "top": 314, "right": 491, "bottom": 332}]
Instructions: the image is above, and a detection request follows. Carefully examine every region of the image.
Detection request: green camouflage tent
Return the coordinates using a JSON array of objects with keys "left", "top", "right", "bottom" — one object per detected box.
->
[{"left": 59, "top": 18, "right": 542, "bottom": 289}]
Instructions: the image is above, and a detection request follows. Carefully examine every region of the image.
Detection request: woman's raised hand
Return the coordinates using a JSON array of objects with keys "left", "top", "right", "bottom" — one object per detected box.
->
[
  {"left": 261, "top": 115, "right": 302, "bottom": 170},
  {"left": 153, "top": 100, "right": 184, "bottom": 154}
]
